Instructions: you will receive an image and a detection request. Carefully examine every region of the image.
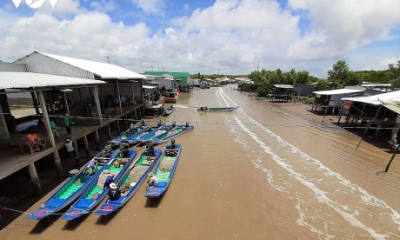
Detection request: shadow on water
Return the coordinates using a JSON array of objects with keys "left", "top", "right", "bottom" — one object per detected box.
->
[
  {"left": 61, "top": 213, "right": 90, "bottom": 231},
  {"left": 29, "top": 214, "right": 61, "bottom": 234},
  {"left": 95, "top": 211, "right": 119, "bottom": 225},
  {"left": 144, "top": 194, "right": 165, "bottom": 208}
]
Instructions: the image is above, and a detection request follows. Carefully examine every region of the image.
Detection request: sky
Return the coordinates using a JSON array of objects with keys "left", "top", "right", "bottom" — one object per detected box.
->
[{"left": 0, "top": 0, "right": 399, "bottom": 78}]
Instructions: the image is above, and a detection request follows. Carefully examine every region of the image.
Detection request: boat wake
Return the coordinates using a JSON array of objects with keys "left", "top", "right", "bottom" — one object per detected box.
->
[{"left": 218, "top": 89, "right": 400, "bottom": 240}]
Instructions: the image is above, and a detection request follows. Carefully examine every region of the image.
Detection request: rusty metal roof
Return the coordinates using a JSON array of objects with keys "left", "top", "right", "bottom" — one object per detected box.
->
[{"left": 0, "top": 72, "right": 105, "bottom": 90}]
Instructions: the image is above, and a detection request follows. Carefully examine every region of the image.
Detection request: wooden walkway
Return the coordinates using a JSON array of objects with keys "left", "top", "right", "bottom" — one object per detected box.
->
[{"left": 0, "top": 104, "right": 143, "bottom": 181}]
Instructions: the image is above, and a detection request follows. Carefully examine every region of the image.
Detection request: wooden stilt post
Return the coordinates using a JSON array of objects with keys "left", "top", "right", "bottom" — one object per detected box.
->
[
  {"left": 385, "top": 144, "right": 400, "bottom": 172},
  {"left": 73, "top": 140, "right": 80, "bottom": 166},
  {"left": 27, "top": 163, "right": 42, "bottom": 193},
  {"left": 107, "top": 124, "right": 112, "bottom": 140},
  {"left": 94, "top": 130, "right": 101, "bottom": 151},
  {"left": 30, "top": 91, "right": 40, "bottom": 115},
  {"left": 83, "top": 135, "right": 91, "bottom": 159},
  {"left": 0, "top": 197, "right": 8, "bottom": 229},
  {"left": 356, "top": 105, "right": 382, "bottom": 150},
  {"left": 124, "top": 115, "right": 127, "bottom": 130},
  {"left": 116, "top": 119, "right": 121, "bottom": 134},
  {"left": 37, "top": 91, "right": 62, "bottom": 177}
]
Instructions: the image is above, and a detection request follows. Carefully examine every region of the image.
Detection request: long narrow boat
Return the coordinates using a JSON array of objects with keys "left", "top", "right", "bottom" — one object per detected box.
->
[
  {"left": 137, "top": 123, "right": 176, "bottom": 143},
  {"left": 95, "top": 147, "right": 163, "bottom": 215},
  {"left": 59, "top": 150, "right": 137, "bottom": 220},
  {"left": 111, "top": 125, "right": 149, "bottom": 144},
  {"left": 26, "top": 151, "right": 118, "bottom": 220},
  {"left": 197, "top": 106, "right": 239, "bottom": 112},
  {"left": 111, "top": 120, "right": 148, "bottom": 143},
  {"left": 145, "top": 141, "right": 182, "bottom": 198},
  {"left": 164, "top": 89, "right": 179, "bottom": 103},
  {"left": 163, "top": 105, "right": 175, "bottom": 116},
  {"left": 151, "top": 122, "right": 194, "bottom": 145}
]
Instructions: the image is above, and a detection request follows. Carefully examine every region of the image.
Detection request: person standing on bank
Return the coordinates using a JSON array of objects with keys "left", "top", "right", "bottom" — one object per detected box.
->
[
  {"left": 64, "top": 138, "right": 78, "bottom": 159},
  {"left": 64, "top": 113, "right": 72, "bottom": 136}
]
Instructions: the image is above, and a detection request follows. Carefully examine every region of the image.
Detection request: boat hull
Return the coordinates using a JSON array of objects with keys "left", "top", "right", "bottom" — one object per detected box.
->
[
  {"left": 60, "top": 150, "right": 137, "bottom": 220},
  {"left": 197, "top": 106, "right": 239, "bottom": 112},
  {"left": 163, "top": 107, "right": 175, "bottom": 116},
  {"left": 95, "top": 149, "right": 163, "bottom": 215},
  {"left": 26, "top": 151, "right": 117, "bottom": 220},
  {"left": 151, "top": 125, "right": 193, "bottom": 145},
  {"left": 145, "top": 144, "right": 182, "bottom": 198}
]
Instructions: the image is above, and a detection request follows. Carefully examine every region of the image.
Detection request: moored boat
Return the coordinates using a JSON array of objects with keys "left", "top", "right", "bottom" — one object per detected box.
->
[
  {"left": 151, "top": 121, "right": 194, "bottom": 145},
  {"left": 145, "top": 140, "right": 182, "bottom": 198},
  {"left": 137, "top": 122, "right": 177, "bottom": 143},
  {"left": 197, "top": 106, "right": 239, "bottom": 112},
  {"left": 163, "top": 105, "right": 175, "bottom": 116},
  {"left": 59, "top": 150, "right": 137, "bottom": 220},
  {"left": 95, "top": 146, "right": 163, "bottom": 215},
  {"left": 112, "top": 125, "right": 149, "bottom": 144},
  {"left": 26, "top": 151, "right": 118, "bottom": 220},
  {"left": 164, "top": 89, "right": 179, "bottom": 103}
]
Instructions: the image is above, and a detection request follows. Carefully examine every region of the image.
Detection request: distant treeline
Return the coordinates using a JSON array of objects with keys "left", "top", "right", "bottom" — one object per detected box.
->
[{"left": 191, "top": 60, "right": 400, "bottom": 95}]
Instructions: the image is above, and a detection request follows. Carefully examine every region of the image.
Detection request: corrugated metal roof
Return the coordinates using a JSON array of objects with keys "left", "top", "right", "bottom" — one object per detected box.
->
[
  {"left": 314, "top": 89, "right": 365, "bottom": 95},
  {"left": 0, "top": 72, "right": 105, "bottom": 89},
  {"left": 341, "top": 90, "right": 400, "bottom": 106},
  {"left": 274, "top": 84, "right": 294, "bottom": 89},
  {"left": 145, "top": 71, "right": 190, "bottom": 78},
  {"left": 30, "top": 52, "right": 146, "bottom": 80}
]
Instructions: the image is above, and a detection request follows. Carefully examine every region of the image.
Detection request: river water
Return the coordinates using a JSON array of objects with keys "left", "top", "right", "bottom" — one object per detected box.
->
[{"left": 1, "top": 86, "right": 399, "bottom": 240}]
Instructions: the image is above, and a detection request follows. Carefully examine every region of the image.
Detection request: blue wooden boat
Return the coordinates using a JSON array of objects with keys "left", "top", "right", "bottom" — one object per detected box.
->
[
  {"left": 145, "top": 141, "right": 182, "bottom": 198},
  {"left": 95, "top": 147, "right": 163, "bottom": 215},
  {"left": 137, "top": 123, "right": 177, "bottom": 143},
  {"left": 59, "top": 150, "right": 137, "bottom": 220},
  {"left": 26, "top": 151, "right": 118, "bottom": 220},
  {"left": 197, "top": 106, "right": 239, "bottom": 112},
  {"left": 151, "top": 122, "right": 194, "bottom": 145},
  {"left": 163, "top": 105, "right": 175, "bottom": 116}
]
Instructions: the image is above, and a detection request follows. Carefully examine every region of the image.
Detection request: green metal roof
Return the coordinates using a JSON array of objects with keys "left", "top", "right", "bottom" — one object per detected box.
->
[{"left": 145, "top": 71, "right": 190, "bottom": 78}]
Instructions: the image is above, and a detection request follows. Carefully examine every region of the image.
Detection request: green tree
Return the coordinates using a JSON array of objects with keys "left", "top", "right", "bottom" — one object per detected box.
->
[{"left": 327, "top": 60, "right": 349, "bottom": 88}]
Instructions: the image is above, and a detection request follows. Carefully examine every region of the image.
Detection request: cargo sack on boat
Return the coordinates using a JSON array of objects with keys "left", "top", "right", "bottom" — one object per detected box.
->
[
  {"left": 128, "top": 166, "right": 148, "bottom": 183},
  {"left": 159, "top": 160, "right": 174, "bottom": 172},
  {"left": 97, "top": 171, "right": 118, "bottom": 188}
]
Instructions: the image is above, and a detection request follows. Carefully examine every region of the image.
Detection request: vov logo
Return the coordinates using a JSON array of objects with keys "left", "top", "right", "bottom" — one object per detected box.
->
[{"left": 11, "top": 0, "right": 58, "bottom": 9}]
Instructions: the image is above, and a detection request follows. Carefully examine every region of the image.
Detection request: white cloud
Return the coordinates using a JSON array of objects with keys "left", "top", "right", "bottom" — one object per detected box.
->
[
  {"left": 90, "top": 0, "right": 118, "bottom": 12},
  {"left": 0, "top": 0, "right": 399, "bottom": 78},
  {"left": 183, "top": 4, "right": 189, "bottom": 11},
  {"left": 0, "top": 12, "right": 149, "bottom": 66},
  {"left": 131, "top": 0, "right": 164, "bottom": 14},
  {"left": 286, "top": 0, "right": 400, "bottom": 61}
]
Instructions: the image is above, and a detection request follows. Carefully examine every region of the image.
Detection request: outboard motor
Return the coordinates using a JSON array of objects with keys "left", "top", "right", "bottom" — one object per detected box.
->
[
  {"left": 185, "top": 121, "right": 189, "bottom": 127},
  {"left": 140, "top": 119, "right": 145, "bottom": 126},
  {"left": 146, "top": 142, "right": 155, "bottom": 156},
  {"left": 157, "top": 119, "right": 162, "bottom": 127},
  {"left": 172, "top": 121, "right": 176, "bottom": 127},
  {"left": 171, "top": 139, "right": 176, "bottom": 149},
  {"left": 119, "top": 142, "right": 130, "bottom": 158}
]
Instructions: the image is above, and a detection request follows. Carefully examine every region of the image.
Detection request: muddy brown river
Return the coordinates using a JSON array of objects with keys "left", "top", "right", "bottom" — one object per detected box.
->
[{"left": 1, "top": 86, "right": 399, "bottom": 240}]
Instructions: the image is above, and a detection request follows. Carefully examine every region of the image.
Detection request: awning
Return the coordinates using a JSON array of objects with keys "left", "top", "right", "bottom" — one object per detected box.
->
[
  {"left": 0, "top": 71, "right": 105, "bottom": 90},
  {"left": 314, "top": 88, "right": 365, "bottom": 95},
  {"left": 341, "top": 90, "right": 400, "bottom": 106},
  {"left": 143, "top": 85, "right": 156, "bottom": 89}
]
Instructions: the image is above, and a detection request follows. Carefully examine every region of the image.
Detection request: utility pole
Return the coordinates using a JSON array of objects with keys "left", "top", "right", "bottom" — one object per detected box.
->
[
  {"left": 151, "top": 66, "right": 154, "bottom": 72},
  {"left": 158, "top": 63, "right": 159, "bottom": 71},
  {"left": 218, "top": 69, "right": 219, "bottom": 75},
  {"left": 257, "top": 61, "right": 259, "bottom": 71},
  {"left": 105, "top": 56, "right": 111, "bottom": 64}
]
